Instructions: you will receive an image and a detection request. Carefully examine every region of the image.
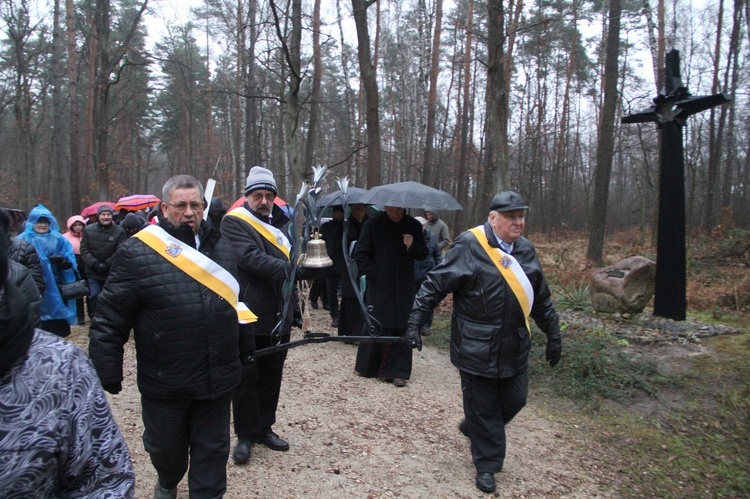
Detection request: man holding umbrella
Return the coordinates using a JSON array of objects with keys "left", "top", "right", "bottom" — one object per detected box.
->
[{"left": 353, "top": 205, "right": 427, "bottom": 387}]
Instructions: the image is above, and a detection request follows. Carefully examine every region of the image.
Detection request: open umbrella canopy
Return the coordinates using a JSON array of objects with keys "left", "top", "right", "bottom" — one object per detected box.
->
[
  {"left": 230, "top": 196, "right": 291, "bottom": 217},
  {"left": 81, "top": 201, "right": 116, "bottom": 218},
  {"left": 319, "top": 187, "right": 370, "bottom": 207},
  {"left": 363, "top": 181, "right": 462, "bottom": 211},
  {"left": 115, "top": 194, "right": 161, "bottom": 211}
]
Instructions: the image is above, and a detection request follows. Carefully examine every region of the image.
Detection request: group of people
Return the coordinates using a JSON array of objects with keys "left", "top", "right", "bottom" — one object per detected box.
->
[{"left": 1, "top": 165, "right": 563, "bottom": 496}]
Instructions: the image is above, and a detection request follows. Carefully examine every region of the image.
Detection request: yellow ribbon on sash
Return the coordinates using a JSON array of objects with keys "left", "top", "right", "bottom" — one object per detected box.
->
[
  {"left": 135, "top": 225, "right": 257, "bottom": 324},
  {"left": 469, "top": 226, "right": 533, "bottom": 333},
  {"left": 225, "top": 207, "right": 291, "bottom": 260}
]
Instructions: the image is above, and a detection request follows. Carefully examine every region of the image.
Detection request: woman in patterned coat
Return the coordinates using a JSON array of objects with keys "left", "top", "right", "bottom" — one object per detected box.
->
[{"left": 0, "top": 208, "right": 135, "bottom": 498}]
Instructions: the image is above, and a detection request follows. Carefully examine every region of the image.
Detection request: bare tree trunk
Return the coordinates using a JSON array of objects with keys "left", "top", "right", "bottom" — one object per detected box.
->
[
  {"left": 721, "top": 0, "right": 744, "bottom": 209},
  {"left": 66, "top": 0, "right": 81, "bottom": 212},
  {"left": 304, "top": 0, "right": 322, "bottom": 171},
  {"left": 352, "top": 0, "right": 382, "bottom": 188},
  {"left": 586, "top": 0, "right": 621, "bottom": 264},
  {"left": 335, "top": 0, "right": 358, "bottom": 180},
  {"left": 705, "top": 0, "right": 725, "bottom": 230},
  {"left": 457, "top": 0, "right": 474, "bottom": 222},
  {"left": 51, "top": 0, "right": 68, "bottom": 214},
  {"left": 422, "top": 0, "right": 443, "bottom": 186},
  {"left": 244, "top": 0, "right": 259, "bottom": 191},
  {"left": 481, "top": 0, "right": 509, "bottom": 208},
  {"left": 269, "top": 0, "right": 303, "bottom": 188}
]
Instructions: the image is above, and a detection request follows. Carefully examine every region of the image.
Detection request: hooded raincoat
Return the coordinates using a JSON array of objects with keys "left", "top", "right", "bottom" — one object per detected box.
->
[{"left": 16, "top": 205, "right": 78, "bottom": 324}]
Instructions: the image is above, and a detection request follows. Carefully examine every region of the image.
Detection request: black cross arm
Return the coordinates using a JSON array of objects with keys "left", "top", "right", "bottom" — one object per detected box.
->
[{"left": 675, "top": 93, "right": 733, "bottom": 119}]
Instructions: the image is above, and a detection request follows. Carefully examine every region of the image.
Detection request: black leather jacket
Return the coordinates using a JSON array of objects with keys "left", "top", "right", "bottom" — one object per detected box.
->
[{"left": 410, "top": 222, "right": 560, "bottom": 379}]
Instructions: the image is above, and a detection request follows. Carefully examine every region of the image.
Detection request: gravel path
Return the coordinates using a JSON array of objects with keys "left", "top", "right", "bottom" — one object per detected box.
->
[{"left": 70, "top": 308, "right": 613, "bottom": 498}]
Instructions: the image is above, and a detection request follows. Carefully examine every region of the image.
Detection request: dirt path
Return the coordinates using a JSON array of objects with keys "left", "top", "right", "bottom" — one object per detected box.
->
[{"left": 70, "top": 308, "right": 611, "bottom": 498}]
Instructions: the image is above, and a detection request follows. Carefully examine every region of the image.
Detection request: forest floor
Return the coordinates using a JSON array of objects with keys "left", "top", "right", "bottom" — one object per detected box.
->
[
  {"left": 66, "top": 229, "right": 750, "bottom": 498},
  {"left": 68, "top": 309, "right": 613, "bottom": 499}
]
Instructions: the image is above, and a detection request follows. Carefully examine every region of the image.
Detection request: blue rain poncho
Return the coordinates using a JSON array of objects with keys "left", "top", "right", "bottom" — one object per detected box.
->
[{"left": 17, "top": 205, "right": 79, "bottom": 324}]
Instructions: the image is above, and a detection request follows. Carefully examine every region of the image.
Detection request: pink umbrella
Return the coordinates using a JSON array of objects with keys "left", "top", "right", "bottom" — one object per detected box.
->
[
  {"left": 115, "top": 194, "right": 161, "bottom": 211},
  {"left": 81, "top": 201, "right": 116, "bottom": 218}
]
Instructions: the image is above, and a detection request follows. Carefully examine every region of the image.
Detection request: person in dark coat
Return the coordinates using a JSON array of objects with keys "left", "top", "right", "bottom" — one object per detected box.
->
[
  {"left": 412, "top": 216, "right": 442, "bottom": 334},
  {"left": 337, "top": 204, "right": 369, "bottom": 339},
  {"left": 80, "top": 204, "right": 127, "bottom": 317},
  {"left": 405, "top": 191, "right": 562, "bottom": 494},
  {"left": 8, "top": 235, "right": 45, "bottom": 295},
  {"left": 320, "top": 205, "right": 345, "bottom": 327},
  {"left": 222, "top": 166, "right": 316, "bottom": 464},
  {"left": 0, "top": 208, "right": 135, "bottom": 498},
  {"left": 89, "top": 175, "right": 253, "bottom": 499},
  {"left": 119, "top": 212, "right": 145, "bottom": 237},
  {"left": 353, "top": 206, "right": 428, "bottom": 387}
]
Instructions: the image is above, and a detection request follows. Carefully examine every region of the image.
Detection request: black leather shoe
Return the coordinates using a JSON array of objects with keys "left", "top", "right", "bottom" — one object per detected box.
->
[
  {"left": 232, "top": 439, "right": 251, "bottom": 464},
  {"left": 475, "top": 472, "right": 496, "bottom": 493},
  {"left": 459, "top": 419, "right": 470, "bottom": 437},
  {"left": 263, "top": 431, "right": 290, "bottom": 451}
]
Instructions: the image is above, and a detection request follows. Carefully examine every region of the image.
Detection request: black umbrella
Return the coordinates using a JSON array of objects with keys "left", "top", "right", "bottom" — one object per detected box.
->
[
  {"left": 319, "top": 187, "right": 370, "bottom": 207},
  {"left": 363, "top": 181, "right": 462, "bottom": 211}
]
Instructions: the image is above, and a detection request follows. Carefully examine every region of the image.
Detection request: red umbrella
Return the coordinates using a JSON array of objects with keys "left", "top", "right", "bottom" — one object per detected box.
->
[
  {"left": 115, "top": 194, "right": 161, "bottom": 211},
  {"left": 81, "top": 201, "right": 116, "bottom": 218},
  {"left": 230, "top": 196, "right": 288, "bottom": 211}
]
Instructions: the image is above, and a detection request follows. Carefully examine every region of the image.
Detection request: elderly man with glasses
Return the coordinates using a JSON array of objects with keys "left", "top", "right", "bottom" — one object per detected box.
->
[
  {"left": 221, "top": 166, "right": 316, "bottom": 464},
  {"left": 89, "top": 175, "right": 254, "bottom": 499}
]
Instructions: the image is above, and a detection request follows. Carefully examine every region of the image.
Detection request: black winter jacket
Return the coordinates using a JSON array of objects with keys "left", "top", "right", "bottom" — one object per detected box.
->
[
  {"left": 9, "top": 237, "right": 45, "bottom": 295},
  {"left": 410, "top": 222, "right": 561, "bottom": 379},
  {"left": 8, "top": 260, "right": 42, "bottom": 326},
  {"left": 80, "top": 222, "right": 127, "bottom": 280},
  {"left": 221, "top": 203, "right": 300, "bottom": 337},
  {"left": 88, "top": 219, "right": 246, "bottom": 400}
]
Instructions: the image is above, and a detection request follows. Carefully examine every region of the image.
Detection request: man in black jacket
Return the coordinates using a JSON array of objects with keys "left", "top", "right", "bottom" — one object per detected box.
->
[
  {"left": 406, "top": 191, "right": 562, "bottom": 494},
  {"left": 89, "top": 175, "right": 253, "bottom": 499},
  {"left": 81, "top": 204, "right": 126, "bottom": 317},
  {"left": 222, "top": 166, "right": 313, "bottom": 464}
]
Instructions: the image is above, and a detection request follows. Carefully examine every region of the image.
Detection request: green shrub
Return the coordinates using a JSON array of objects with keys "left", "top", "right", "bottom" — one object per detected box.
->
[{"left": 529, "top": 323, "right": 672, "bottom": 400}]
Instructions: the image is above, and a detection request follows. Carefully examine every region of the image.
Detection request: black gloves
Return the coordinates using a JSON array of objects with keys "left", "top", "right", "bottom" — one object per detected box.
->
[
  {"left": 405, "top": 324, "right": 422, "bottom": 351},
  {"left": 95, "top": 262, "right": 109, "bottom": 274},
  {"left": 102, "top": 382, "right": 122, "bottom": 395},
  {"left": 546, "top": 338, "right": 562, "bottom": 367},
  {"left": 49, "top": 255, "right": 72, "bottom": 269}
]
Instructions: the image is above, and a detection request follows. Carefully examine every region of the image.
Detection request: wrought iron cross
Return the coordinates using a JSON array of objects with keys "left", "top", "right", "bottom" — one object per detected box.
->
[{"left": 622, "top": 49, "right": 731, "bottom": 320}]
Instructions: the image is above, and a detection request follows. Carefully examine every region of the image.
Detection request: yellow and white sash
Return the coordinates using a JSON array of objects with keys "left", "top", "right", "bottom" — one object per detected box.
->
[
  {"left": 135, "top": 225, "right": 257, "bottom": 324},
  {"left": 469, "top": 226, "right": 534, "bottom": 333},
  {"left": 225, "top": 207, "right": 291, "bottom": 260}
]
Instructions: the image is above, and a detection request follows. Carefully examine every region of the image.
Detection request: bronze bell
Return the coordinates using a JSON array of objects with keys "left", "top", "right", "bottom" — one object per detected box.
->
[{"left": 300, "top": 228, "right": 333, "bottom": 268}]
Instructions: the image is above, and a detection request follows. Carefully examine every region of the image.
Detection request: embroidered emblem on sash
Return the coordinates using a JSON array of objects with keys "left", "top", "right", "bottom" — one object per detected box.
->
[
  {"left": 165, "top": 243, "right": 183, "bottom": 258},
  {"left": 501, "top": 255, "right": 511, "bottom": 268}
]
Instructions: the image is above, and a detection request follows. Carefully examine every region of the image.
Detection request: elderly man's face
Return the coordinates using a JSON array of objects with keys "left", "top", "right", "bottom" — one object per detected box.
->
[
  {"left": 385, "top": 206, "right": 404, "bottom": 223},
  {"left": 162, "top": 186, "right": 204, "bottom": 235},
  {"left": 246, "top": 190, "right": 276, "bottom": 216},
  {"left": 425, "top": 211, "right": 435, "bottom": 222},
  {"left": 489, "top": 209, "right": 526, "bottom": 243},
  {"left": 98, "top": 211, "right": 113, "bottom": 225}
]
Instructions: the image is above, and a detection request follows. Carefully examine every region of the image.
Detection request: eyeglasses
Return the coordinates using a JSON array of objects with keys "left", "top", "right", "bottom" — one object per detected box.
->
[
  {"left": 250, "top": 192, "right": 276, "bottom": 202},
  {"left": 166, "top": 201, "right": 204, "bottom": 213}
]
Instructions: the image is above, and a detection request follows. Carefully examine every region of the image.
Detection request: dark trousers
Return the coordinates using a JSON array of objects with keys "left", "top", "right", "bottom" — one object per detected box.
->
[
  {"left": 309, "top": 278, "right": 327, "bottom": 306},
  {"left": 325, "top": 273, "right": 341, "bottom": 320},
  {"left": 87, "top": 278, "right": 105, "bottom": 318},
  {"left": 460, "top": 370, "right": 528, "bottom": 473},
  {"left": 354, "top": 328, "right": 412, "bottom": 379},
  {"left": 141, "top": 392, "right": 232, "bottom": 498},
  {"left": 232, "top": 334, "right": 289, "bottom": 440}
]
